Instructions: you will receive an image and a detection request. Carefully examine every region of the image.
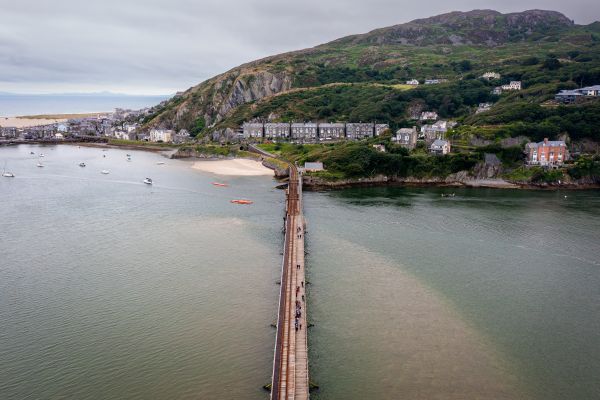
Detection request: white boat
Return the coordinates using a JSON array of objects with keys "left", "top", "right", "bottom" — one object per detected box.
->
[
  {"left": 143, "top": 178, "right": 153, "bottom": 185},
  {"left": 39, "top": 153, "right": 45, "bottom": 157},
  {"left": 37, "top": 162, "right": 44, "bottom": 168},
  {"left": 101, "top": 170, "right": 110, "bottom": 174},
  {"left": 156, "top": 162, "right": 165, "bottom": 165},
  {"left": 79, "top": 162, "right": 86, "bottom": 167},
  {"left": 2, "top": 162, "right": 15, "bottom": 177}
]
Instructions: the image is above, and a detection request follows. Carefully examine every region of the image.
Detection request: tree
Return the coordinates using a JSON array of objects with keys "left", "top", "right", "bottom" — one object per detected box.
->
[
  {"left": 190, "top": 116, "right": 206, "bottom": 137},
  {"left": 542, "top": 57, "right": 561, "bottom": 70},
  {"left": 459, "top": 60, "right": 472, "bottom": 72}
]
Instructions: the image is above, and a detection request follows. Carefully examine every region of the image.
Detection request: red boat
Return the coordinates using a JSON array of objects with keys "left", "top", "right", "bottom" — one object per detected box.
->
[
  {"left": 212, "top": 182, "right": 229, "bottom": 187},
  {"left": 230, "top": 199, "right": 253, "bottom": 205}
]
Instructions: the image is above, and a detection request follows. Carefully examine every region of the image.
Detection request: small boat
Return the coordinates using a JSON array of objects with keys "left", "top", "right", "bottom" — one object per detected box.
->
[
  {"left": 212, "top": 182, "right": 229, "bottom": 187},
  {"left": 103, "top": 155, "right": 106, "bottom": 158},
  {"left": 39, "top": 153, "right": 45, "bottom": 157},
  {"left": 79, "top": 162, "right": 86, "bottom": 167},
  {"left": 30, "top": 151, "right": 35, "bottom": 155},
  {"left": 2, "top": 162, "right": 14, "bottom": 177},
  {"left": 441, "top": 193, "right": 455, "bottom": 198},
  {"left": 101, "top": 170, "right": 110, "bottom": 174},
  {"left": 37, "top": 162, "right": 44, "bottom": 168},
  {"left": 143, "top": 178, "right": 153, "bottom": 185},
  {"left": 126, "top": 154, "right": 131, "bottom": 157},
  {"left": 156, "top": 161, "right": 165, "bottom": 165},
  {"left": 230, "top": 199, "right": 253, "bottom": 205}
]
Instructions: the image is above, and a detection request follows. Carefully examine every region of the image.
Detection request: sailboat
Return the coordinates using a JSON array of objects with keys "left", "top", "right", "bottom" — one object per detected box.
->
[{"left": 2, "top": 162, "right": 15, "bottom": 177}]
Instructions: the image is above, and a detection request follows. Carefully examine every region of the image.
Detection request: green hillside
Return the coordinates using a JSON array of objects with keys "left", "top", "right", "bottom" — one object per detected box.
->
[
  {"left": 143, "top": 9, "right": 600, "bottom": 142},
  {"left": 145, "top": 9, "right": 600, "bottom": 184}
]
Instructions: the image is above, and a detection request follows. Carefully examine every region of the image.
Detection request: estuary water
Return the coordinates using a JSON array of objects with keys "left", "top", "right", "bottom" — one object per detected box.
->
[
  {"left": 305, "top": 187, "right": 600, "bottom": 400},
  {"left": 1, "top": 144, "right": 599, "bottom": 399},
  {"left": 0, "top": 145, "right": 282, "bottom": 399}
]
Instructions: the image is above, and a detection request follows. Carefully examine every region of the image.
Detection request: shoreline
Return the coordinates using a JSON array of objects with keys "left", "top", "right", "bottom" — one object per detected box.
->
[
  {"left": 3, "top": 141, "right": 598, "bottom": 190},
  {"left": 301, "top": 175, "right": 600, "bottom": 191}
]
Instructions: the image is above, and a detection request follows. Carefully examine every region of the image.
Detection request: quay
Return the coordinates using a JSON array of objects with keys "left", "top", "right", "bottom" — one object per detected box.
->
[{"left": 270, "top": 164, "right": 309, "bottom": 400}]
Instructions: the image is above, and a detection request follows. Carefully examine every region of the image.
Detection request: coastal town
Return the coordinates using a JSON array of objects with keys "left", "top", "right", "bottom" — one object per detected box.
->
[{"left": 1, "top": 74, "right": 598, "bottom": 172}]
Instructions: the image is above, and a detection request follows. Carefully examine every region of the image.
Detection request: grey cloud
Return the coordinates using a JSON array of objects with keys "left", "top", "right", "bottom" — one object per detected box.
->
[{"left": 0, "top": 0, "right": 598, "bottom": 94}]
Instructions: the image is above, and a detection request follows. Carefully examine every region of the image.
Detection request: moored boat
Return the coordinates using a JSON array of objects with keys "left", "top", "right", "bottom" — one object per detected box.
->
[
  {"left": 212, "top": 182, "right": 229, "bottom": 187},
  {"left": 79, "top": 162, "right": 86, "bottom": 167},
  {"left": 230, "top": 199, "right": 253, "bottom": 205},
  {"left": 143, "top": 178, "right": 153, "bottom": 185},
  {"left": 101, "top": 170, "right": 110, "bottom": 174},
  {"left": 2, "top": 162, "right": 15, "bottom": 177}
]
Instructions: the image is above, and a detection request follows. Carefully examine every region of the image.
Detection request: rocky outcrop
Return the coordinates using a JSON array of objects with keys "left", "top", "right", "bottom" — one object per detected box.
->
[
  {"left": 333, "top": 9, "right": 574, "bottom": 47},
  {"left": 146, "top": 68, "right": 292, "bottom": 133}
]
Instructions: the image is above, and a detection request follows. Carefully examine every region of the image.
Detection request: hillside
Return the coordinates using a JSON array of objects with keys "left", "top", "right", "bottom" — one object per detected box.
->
[{"left": 142, "top": 9, "right": 600, "bottom": 141}]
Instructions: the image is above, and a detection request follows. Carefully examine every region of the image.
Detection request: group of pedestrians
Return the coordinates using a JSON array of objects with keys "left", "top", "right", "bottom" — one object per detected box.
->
[
  {"left": 294, "top": 225, "right": 304, "bottom": 332},
  {"left": 294, "top": 299, "right": 302, "bottom": 331}
]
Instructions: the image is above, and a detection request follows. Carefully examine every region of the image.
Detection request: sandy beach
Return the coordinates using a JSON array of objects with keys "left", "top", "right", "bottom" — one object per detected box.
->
[
  {"left": 192, "top": 158, "right": 273, "bottom": 176},
  {"left": 0, "top": 116, "right": 67, "bottom": 128}
]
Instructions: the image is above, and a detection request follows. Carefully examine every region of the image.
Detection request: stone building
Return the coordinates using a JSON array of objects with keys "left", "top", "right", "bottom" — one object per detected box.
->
[
  {"left": 375, "top": 124, "right": 390, "bottom": 136},
  {"left": 264, "top": 123, "right": 290, "bottom": 139},
  {"left": 430, "top": 139, "right": 451, "bottom": 155},
  {"left": 242, "top": 122, "right": 264, "bottom": 138},
  {"left": 393, "top": 127, "right": 418, "bottom": 150},
  {"left": 318, "top": 123, "right": 345, "bottom": 141},
  {"left": 291, "top": 122, "right": 318, "bottom": 142},
  {"left": 346, "top": 123, "right": 374, "bottom": 140}
]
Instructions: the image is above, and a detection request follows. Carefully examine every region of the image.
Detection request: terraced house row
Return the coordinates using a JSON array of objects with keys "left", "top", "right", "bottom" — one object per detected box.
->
[{"left": 242, "top": 122, "right": 389, "bottom": 142}]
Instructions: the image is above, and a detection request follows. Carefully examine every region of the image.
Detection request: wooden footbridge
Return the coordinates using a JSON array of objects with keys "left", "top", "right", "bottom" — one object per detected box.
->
[{"left": 270, "top": 164, "right": 309, "bottom": 400}]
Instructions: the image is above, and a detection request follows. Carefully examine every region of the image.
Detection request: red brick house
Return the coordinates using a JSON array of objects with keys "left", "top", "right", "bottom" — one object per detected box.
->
[{"left": 526, "top": 138, "right": 568, "bottom": 167}]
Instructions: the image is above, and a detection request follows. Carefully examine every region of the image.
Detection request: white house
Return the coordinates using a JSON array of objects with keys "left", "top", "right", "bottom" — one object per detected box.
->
[
  {"left": 149, "top": 128, "right": 174, "bottom": 143},
  {"left": 425, "top": 78, "right": 447, "bottom": 85},
  {"left": 303, "top": 162, "right": 324, "bottom": 172},
  {"left": 501, "top": 81, "right": 522, "bottom": 91},
  {"left": 420, "top": 111, "right": 438, "bottom": 121},
  {"left": 406, "top": 79, "right": 420, "bottom": 85},
  {"left": 476, "top": 103, "right": 493, "bottom": 114},
  {"left": 482, "top": 72, "right": 501, "bottom": 80}
]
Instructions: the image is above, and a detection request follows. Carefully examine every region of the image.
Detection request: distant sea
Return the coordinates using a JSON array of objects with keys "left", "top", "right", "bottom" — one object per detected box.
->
[{"left": 0, "top": 93, "right": 170, "bottom": 116}]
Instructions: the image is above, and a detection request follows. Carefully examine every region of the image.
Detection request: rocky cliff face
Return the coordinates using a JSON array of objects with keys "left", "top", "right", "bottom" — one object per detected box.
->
[{"left": 147, "top": 68, "right": 292, "bottom": 131}]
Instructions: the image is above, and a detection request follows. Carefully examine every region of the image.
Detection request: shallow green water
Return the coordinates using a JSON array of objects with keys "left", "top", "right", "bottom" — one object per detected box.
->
[{"left": 305, "top": 186, "right": 600, "bottom": 399}]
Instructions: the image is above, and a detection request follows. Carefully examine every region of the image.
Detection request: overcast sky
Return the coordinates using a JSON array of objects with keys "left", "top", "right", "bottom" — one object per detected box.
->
[{"left": 1, "top": 0, "right": 599, "bottom": 95}]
